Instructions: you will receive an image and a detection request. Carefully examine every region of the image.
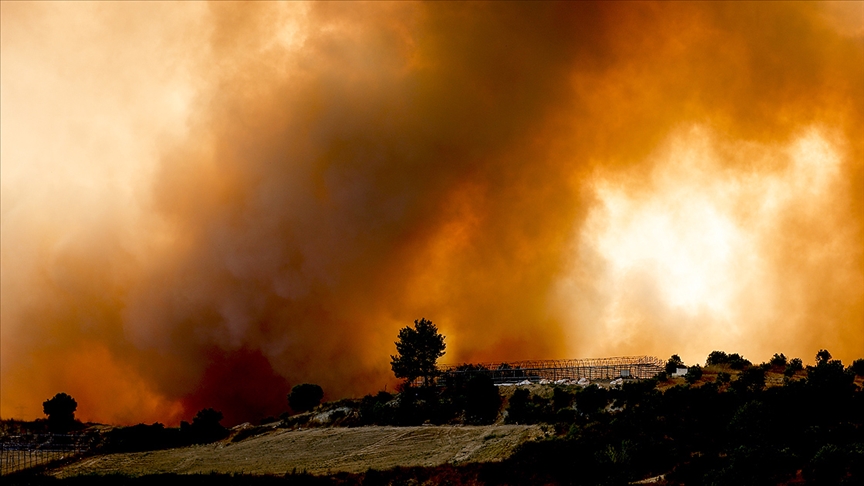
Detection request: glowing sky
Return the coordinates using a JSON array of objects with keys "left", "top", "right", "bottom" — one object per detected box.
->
[{"left": 2, "top": 2, "right": 862, "bottom": 425}]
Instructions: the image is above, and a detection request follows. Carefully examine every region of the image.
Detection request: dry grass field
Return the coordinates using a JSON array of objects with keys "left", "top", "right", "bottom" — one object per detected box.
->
[{"left": 47, "top": 425, "right": 545, "bottom": 478}]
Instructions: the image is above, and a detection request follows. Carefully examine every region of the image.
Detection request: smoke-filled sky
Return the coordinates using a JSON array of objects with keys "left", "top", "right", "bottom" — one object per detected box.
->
[{"left": 2, "top": 2, "right": 862, "bottom": 426}]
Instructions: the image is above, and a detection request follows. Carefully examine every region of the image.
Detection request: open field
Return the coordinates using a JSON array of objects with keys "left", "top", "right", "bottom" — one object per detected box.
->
[{"left": 47, "top": 425, "right": 545, "bottom": 478}]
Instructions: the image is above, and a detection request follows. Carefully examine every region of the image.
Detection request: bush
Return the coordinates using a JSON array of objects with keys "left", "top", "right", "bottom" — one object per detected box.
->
[
  {"left": 359, "top": 391, "right": 394, "bottom": 425},
  {"left": 665, "top": 355, "right": 685, "bottom": 374},
  {"left": 807, "top": 358, "right": 853, "bottom": 393},
  {"left": 183, "top": 408, "right": 228, "bottom": 443},
  {"left": 575, "top": 385, "right": 609, "bottom": 416},
  {"left": 732, "top": 367, "right": 765, "bottom": 393},
  {"left": 289, "top": 383, "right": 324, "bottom": 413},
  {"left": 727, "top": 353, "right": 751, "bottom": 370},
  {"left": 706, "top": 351, "right": 729, "bottom": 366},
  {"left": 769, "top": 353, "right": 787, "bottom": 367},
  {"left": 716, "top": 372, "right": 731, "bottom": 384},
  {"left": 462, "top": 374, "right": 501, "bottom": 425},
  {"left": 848, "top": 358, "right": 864, "bottom": 377},
  {"left": 785, "top": 357, "right": 803, "bottom": 377},
  {"left": 504, "top": 388, "right": 530, "bottom": 424},
  {"left": 103, "top": 423, "right": 183, "bottom": 452},
  {"left": 685, "top": 365, "right": 703, "bottom": 384},
  {"left": 816, "top": 349, "right": 832, "bottom": 365}
]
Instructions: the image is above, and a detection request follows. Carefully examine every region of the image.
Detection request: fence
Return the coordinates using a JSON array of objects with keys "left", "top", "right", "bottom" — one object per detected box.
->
[
  {"left": 0, "top": 434, "right": 94, "bottom": 475},
  {"left": 439, "top": 355, "right": 665, "bottom": 384}
]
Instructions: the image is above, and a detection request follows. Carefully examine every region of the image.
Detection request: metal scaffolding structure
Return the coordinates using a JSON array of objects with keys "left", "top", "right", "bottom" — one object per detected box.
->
[
  {"left": 0, "top": 434, "right": 93, "bottom": 475},
  {"left": 439, "top": 356, "right": 665, "bottom": 384}
]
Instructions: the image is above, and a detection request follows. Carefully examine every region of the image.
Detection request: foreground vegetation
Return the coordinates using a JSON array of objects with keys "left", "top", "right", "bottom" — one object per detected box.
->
[{"left": 4, "top": 349, "right": 863, "bottom": 485}]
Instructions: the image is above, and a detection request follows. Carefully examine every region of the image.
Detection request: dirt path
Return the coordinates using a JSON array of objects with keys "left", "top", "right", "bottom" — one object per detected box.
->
[{"left": 50, "top": 425, "right": 545, "bottom": 477}]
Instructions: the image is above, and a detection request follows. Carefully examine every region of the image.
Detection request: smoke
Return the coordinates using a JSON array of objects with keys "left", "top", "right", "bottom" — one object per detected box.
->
[{"left": 2, "top": 2, "right": 862, "bottom": 425}]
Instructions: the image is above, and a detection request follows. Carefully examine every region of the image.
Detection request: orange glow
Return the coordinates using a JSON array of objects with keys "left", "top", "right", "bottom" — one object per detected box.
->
[{"left": 2, "top": 2, "right": 862, "bottom": 425}]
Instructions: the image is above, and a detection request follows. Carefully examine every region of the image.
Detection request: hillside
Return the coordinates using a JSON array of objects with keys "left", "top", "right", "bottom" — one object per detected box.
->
[{"left": 47, "top": 425, "right": 545, "bottom": 478}]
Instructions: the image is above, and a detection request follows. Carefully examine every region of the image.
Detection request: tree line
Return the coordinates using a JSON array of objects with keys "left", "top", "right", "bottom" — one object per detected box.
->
[{"left": 22, "top": 317, "right": 864, "bottom": 484}]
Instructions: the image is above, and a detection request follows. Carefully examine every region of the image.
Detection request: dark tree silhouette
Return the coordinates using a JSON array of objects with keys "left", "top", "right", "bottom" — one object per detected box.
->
[
  {"left": 706, "top": 351, "right": 729, "bottom": 366},
  {"left": 665, "top": 355, "right": 685, "bottom": 375},
  {"left": 42, "top": 392, "right": 77, "bottom": 432},
  {"left": 784, "top": 357, "right": 803, "bottom": 377},
  {"left": 685, "top": 365, "right": 703, "bottom": 384},
  {"left": 850, "top": 358, "right": 864, "bottom": 377},
  {"left": 815, "top": 349, "right": 832, "bottom": 365},
  {"left": 769, "top": 353, "right": 787, "bottom": 367},
  {"left": 183, "top": 408, "right": 227, "bottom": 443},
  {"left": 288, "top": 383, "right": 324, "bottom": 413},
  {"left": 390, "top": 318, "right": 446, "bottom": 387}
]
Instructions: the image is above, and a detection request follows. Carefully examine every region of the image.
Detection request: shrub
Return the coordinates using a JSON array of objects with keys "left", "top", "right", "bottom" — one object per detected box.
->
[
  {"left": 727, "top": 353, "right": 751, "bottom": 370},
  {"left": 784, "top": 357, "right": 803, "bottom": 377},
  {"left": 769, "top": 353, "right": 787, "bottom": 367},
  {"left": 849, "top": 358, "right": 864, "bottom": 377},
  {"left": 706, "top": 351, "right": 729, "bottom": 366},
  {"left": 183, "top": 408, "right": 228, "bottom": 443},
  {"left": 103, "top": 423, "right": 183, "bottom": 452},
  {"left": 685, "top": 365, "right": 703, "bottom": 384},
  {"left": 665, "top": 355, "right": 685, "bottom": 374},
  {"left": 505, "top": 388, "right": 529, "bottom": 424},
  {"left": 289, "top": 383, "right": 324, "bottom": 413},
  {"left": 463, "top": 374, "right": 501, "bottom": 425},
  {"left": 815, "top": 349, "right": 832, "bottom": 366},
  {"left": 732, "top": 367, "right": 765, "bottom": 393},
  {"left": 716, "top": 372, "right": 731, "bottom": 384},
  {"left": 575, "top": 385, "right": 609, "bottom": 415},
  {"left": 359, "top": 391, "right": 394, "bottom": 425}
]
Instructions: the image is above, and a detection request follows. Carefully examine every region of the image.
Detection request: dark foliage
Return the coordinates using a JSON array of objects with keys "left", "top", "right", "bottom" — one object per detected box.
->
[
  {"left": 182, "top": 408, "right": 228, "bottom": 444},
  {"left": 706, "top": 350, "right": 729, "bottom": 366},
  {"left": 289, "top": 384, "right": 325, "bottom": 413},
  {"left": 15, "top": 350, "right": 863, "bottom": 486},
  {"left": 770, "top": 352, "right": 788, "bottom": 367},
  {"left": 42, "top": 393, "right": 80, "bottom": 433},
  {"left": 785, "top": 357, "right": 804, "bottom": 377},
  {"left": 727, "top": 353, "right": 752, "bottom": 370},
  {"left": 665, "top": 354, "right": 685, "bottom": 374},
  {"left": 459, "top": 374, "right": 501, "bottom": 425},
  {"left": 684, "top": 365, "right": 702, "bottom": 384},
  {"left": 850, "top": 358, "right": 864, "bottom": 377},
  {"left": 390, "top": 318, "right": 446, "bottom": 387},
  {"left": 731, "top": 366, "right": 766, "bottom": 394},
  {"left": 358, "top": 391, "right": 395, "bottom": 425},
  {"left": 102, "top": 423, "right": 183, "bottom": 452}
]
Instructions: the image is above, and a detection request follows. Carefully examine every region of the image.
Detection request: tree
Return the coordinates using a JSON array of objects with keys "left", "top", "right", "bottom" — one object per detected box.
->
[
  {"left": 815, "top": 349, "right": 832, "bottom": 365},
  {"left": 43, "top": 392, "right": 77, "bottom": 432},
  {"left": 665, "top": 355, "right": 685, "bottom": 375},
  {"left": 727, "top": 353, "right": 751, "bottom": 370},
  {"left": 849, "top": 358, "right": 864, "bottom": 377},
  {"left": 288, "top": 383, "right": 324, "bottom": 413},
  {"left": 784, "top": 357, "right": 803, "bottom": 377},
  {"left": 685, "top": 365, "right": 703, "bottom": 384},
  {"left": 706, "top": 351, "right": 729, "bottom": 366},
  {"left": 183, "top": 408, "right": 227, "bottom": 443},
  {"left": 769, "top": 353, "right": 787, "bottom": 367},
  {"left": 390, "top": 318, "right": 446, "bottom": 387}
]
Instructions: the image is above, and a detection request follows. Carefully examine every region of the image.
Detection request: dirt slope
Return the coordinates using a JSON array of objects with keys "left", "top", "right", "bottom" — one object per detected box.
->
[{"left": 50, "top": 425, "right": 545, "bottom": 477}]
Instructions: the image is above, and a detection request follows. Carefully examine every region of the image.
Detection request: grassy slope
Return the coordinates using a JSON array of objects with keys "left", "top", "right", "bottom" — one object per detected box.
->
[{"left": 48, "top": 425, "right": 545, "bottom": 478}]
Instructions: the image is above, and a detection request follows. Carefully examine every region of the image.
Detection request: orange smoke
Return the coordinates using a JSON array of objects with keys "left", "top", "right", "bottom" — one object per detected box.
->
[{"left": 2, "top": 2, "right": 862, "bottom": 425}]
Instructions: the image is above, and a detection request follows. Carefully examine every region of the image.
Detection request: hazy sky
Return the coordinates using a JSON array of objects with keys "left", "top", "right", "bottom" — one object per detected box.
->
[{"left": 2, "top": 2, "right": 862, "bottom": 425}]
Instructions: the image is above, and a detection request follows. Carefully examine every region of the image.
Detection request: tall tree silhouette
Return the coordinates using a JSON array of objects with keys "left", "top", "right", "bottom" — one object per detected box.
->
[{"left": 390, "top": 318, "right": 446, "bottom": 387}]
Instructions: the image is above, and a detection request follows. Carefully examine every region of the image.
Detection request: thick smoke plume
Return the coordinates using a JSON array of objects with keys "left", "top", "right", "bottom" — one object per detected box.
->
[{"left": 2, "top": 2, "right": 862, "bottom": 425}]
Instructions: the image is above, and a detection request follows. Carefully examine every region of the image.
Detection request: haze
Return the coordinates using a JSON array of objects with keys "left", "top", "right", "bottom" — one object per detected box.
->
[{"left": 2, "top": 2, "right": 862, "bottom": 425}]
